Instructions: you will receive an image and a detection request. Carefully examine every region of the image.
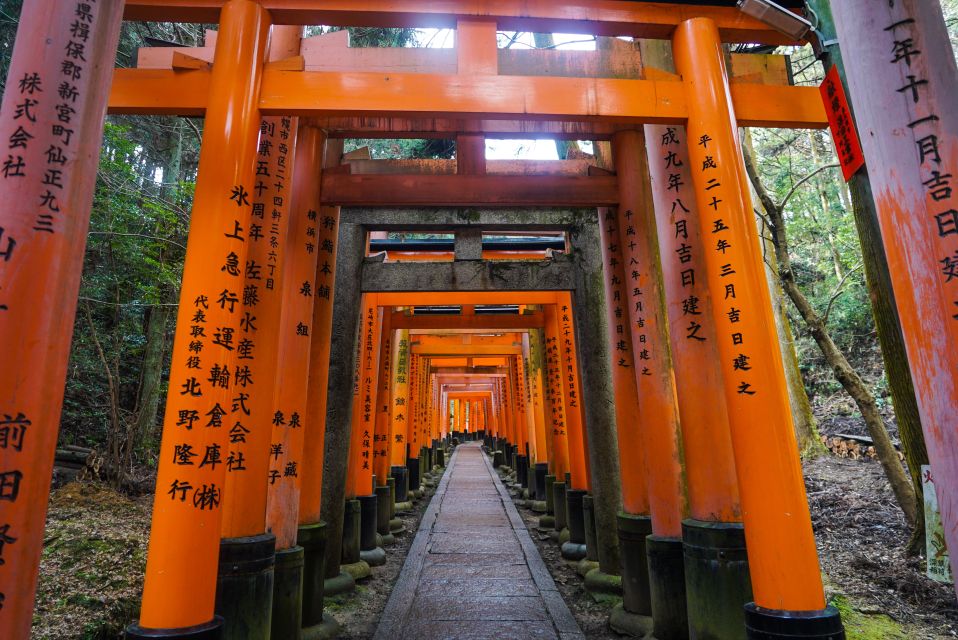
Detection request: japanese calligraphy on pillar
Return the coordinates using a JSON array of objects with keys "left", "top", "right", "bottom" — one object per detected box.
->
[
  {"left": 830, "top": 0, "right": 958, "bottom": 585},
  {"left": 372, "top": 323, "right": 393, "bottom": 479},
  {"left": 390, "top": 331, "right": 410, "bottom": 465},
  {"left": 599, "top": 208, "right": 638, "bottom": 371},
  {"left": 266, "top": 118, "right": 321, "bottom": 548},
  {"left": 0, "top": 2, "right": 122, "bottom": 624},
  {"left": 685, "top": 130, "right": 757, "bottom": 399},
  {"left": 544, "top": 330, "right": 567, "bottom": 438}
]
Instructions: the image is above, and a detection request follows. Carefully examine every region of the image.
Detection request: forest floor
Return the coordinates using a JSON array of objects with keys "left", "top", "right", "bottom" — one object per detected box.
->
[{"left": 30, "top": 432, "right": 958, "bottom": 639}]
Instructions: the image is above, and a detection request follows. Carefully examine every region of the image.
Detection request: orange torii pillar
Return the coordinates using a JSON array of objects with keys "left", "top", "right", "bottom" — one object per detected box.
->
[
  {"left": 511, "top": 350, "right": 533, "bottom": 496},
  {"left": 215, "top": 25, "right": 304, "bottom": 638},
  {"left": 294, "top": 128, "right": 341, "bottom": 639},
  {"left": 344, "top": 294, "right": 385, "bottom": 570},
  {"left": 591, "top": 205, "right": 650, "bottom": 602},
  {"left": 647, "top": 122, "right": 751, "bottom": 637},
  {"left": 555, "top": 294, "right": 591, "bottom": 494},
  {"left": 0, "top": 2, "right": 123, "bottom": 636},
  {"left": 127, "top": 3, "right": 270, "bottom": 637},
  {"left": 372, "top": 319, "right": 396, "bottom": 546},
  {"left": 526, "top": 330, "right": 551, "bottom": 510},
  {"left": 541, "top": 305, "right": 571, "bottom": 532},
  {"left": 263, "top": 113, "right": 322, "bottom": 640},
  {"left": 613, "top": 130, "right": 690, "bottom": 639},
  {"left": 673, "top": 18, "right": 843, "bottom": 636},
  {"left": 406, "top": 354, "right": 423, "bottom": 495},
  {"left": 830, "top": 0, "right": 958, "bottom": 604},
  {"left": 389, "top": 329, "right": 412, "bottom": 507}
]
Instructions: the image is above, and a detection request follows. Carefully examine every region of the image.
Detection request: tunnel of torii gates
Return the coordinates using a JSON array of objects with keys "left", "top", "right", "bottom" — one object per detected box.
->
[{"left": 0, "top": 0, "right": 956, "bottom": 639}]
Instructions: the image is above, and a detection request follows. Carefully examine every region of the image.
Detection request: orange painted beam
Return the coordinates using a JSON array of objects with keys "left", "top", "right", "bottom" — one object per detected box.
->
[
  {"left": 377, "top": 292, "right": 562, "bottom": 306},
  {"left": 122, "top": 1, "right": 794, "bottom": 45},
  {"left": 108, "top": 69, "right": 829, "bottom": 130},
  {"left": 411, "top": 344, "right": 522, "bottom": 356}
]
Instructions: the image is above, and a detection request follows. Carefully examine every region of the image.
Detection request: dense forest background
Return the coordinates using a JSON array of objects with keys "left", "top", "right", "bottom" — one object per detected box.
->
[{"left": 0, "top": 1, "right": 955, "bottom": 483}]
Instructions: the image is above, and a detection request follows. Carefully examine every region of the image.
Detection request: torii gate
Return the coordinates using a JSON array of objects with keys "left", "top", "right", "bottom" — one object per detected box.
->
[{"left": 1, "top": 2, "right": 956, "bottom": 640}]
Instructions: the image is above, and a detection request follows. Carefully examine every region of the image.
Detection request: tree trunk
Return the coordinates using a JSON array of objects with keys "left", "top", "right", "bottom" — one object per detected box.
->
[
  {"left": 132, "top": 305, "right": 171, "bottom": 454},
  {"left": 743, "top": 147, "right": 918, "bottom": 528},
  {"left": 745, "top": 131, "right": 825, "bottom": 457}
]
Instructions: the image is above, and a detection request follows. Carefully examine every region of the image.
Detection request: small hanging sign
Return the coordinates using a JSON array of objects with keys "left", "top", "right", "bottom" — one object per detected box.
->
[
  {"left": 820, "top": 66, "right": 866, "bottom": 182},
  {"left": 923, "top": 465, "right": 953, "bottom": 584}
]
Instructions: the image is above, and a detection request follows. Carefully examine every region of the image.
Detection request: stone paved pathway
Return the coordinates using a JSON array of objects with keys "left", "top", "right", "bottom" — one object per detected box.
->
[{"left": 374, "top": 442, "right": 585, "bottom": 640}]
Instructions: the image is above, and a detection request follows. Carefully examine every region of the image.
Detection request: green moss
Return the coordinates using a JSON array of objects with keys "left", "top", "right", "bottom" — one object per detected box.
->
[{"left": 830, "top": 595, "right": 908, "bottom": 640}]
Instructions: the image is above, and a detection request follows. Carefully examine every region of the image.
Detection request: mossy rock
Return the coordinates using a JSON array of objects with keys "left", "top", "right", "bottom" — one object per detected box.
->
[{"left": 830, "top": 595, "right": 908, "bottom": 639}]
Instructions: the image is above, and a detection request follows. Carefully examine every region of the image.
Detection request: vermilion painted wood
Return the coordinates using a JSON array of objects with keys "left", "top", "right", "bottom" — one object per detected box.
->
[
  {"left": 265, "top": 116, "right": 320, "bottom": 550},
  {"left": 345, "top": 296, "right": 382, "bottom": 498},
  {"left": 388, "top": 330, "right": 411, "bottom": 468},
  {"left": 138, "top": 0, "right": 271, "bottom": 629},
  {"left": 673, "top": 17, "right": 825, "bottom": 612},
  {"left": 598, "top": 207, "right": 652, "bottom": 516},
  {"left": 613, "top": 130, "right": 687, "bottom": 538},
  {"left": 554, "top": 293, "right": 591, "bottom": 492},
  {"left": 298, "top": 145, "right": 336, "bottom": 525},
  {"left": 645, "top": 124, "right": 741, "bottom": 523},
  {"left": 372, "top": 315, "right": 394, "bottom": 486},
  {"left": 108, "top": 68, "right": 829, "bottom": 130},
  {"left": 0, "top": 2, "right": 124, "bottom": 637},
  {"left": 830, "top": 0, "right": 958, "bottom": 596},
  {"left": 543, "top": 305, "right": 571, "bottom": 480}
]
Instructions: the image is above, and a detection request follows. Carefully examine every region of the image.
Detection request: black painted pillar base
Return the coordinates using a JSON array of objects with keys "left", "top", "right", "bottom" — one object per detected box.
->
[
  {"left": 561, "top": 489, "right": 588, "bottom": 561},
  {"left": 493, "top": 450, "right": 505, "bottom": 468},
  {"left": 407, "top": 457, "right": 421, "bottom": 492},
  {"left": 390, "top": 466, "right": 408, "bottom": 502},
  {"left": 617, "top": 513, "right": 653, "bottom": 617},
  {"left": 534, "top": 464, "right": 548, "bottom": 501},
  {"left": 552, "top": 481, "right": 568, "bottom": 541},
  {"left": 539, "top": 474, "right": 557, "bottom": 529},
  {"left": 375, "top": 485, "right": 395, "bottom": 545},
  {"left": 683, "top": 519, "right": 752, "bottom": 639},
  {"left": 214, "top": 533, "right": 276, "bottom": 640},
  {"left": 517, "top": 455, "right": 528, "bottom": 488},
  {"left": 341, "top": 499, "right": 362, "bottom": 565},
  {"left": 358, "top": 494, "right": 378, "bottom": 551},
  {"left": 745, "top": 604, "right": 845, "bottom": 639},
  {"left": 271, "top": 546, "right": 304, "bottom": 640},
  {"left": 126, "top": 618, "right": 225, "bottom": 640},
  {"left": 298, "top": 522, "right": 331, "bottom": 635},
  {"left": 647, "top": 535, "right": 688, "bottom": 640},
  {"left": 583, "top": 495, "right": 599, "bottom": 563}
]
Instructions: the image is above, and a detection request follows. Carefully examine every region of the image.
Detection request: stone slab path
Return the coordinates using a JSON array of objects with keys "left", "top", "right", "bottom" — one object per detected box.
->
[{"left": 374, "top": 442, "right": 585, "bottom": 640}]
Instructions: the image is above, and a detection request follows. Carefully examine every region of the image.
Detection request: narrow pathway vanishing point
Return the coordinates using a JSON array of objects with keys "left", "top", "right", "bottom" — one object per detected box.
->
[{"left": 374, "top": 442, "right": 585, "bottom": 640}]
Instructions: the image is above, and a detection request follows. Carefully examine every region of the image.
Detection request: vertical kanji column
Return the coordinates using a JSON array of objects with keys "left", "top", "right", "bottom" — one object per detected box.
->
[
  {"left": 613, "top": 130, "right": 690, "bottom": 639},
  {"left": 0, "top": 2, "right": 123, "bottom": 636},
  {"left": 829, "top": 0, "right": 958, "bottom": 601},
  {"left": 407, "top": 354, "right": 422, "bottom": 495},
  {"left": 556, "top": 293, "right": 590, "bottom": 493},
  {"left": 646, "top": 122, "right": 750, "bottom": 638},
  {"left": 389, "top": 329, "right": 411, "bottom": 504},
  {"left": 526, "top": 330, "right": 550, "bottom": 507},
  {"left": 595, "top": 205, "right": 652, "bottom": 623},
  {"left": 291, "top": 124, "right": 340, "bottom": 639},
  {"left": 542, "top": 304, "right": 570, "bottom": 534},
  {"left": 129, "top": 1, "right": 270, "bottom": 636},
  {"left": 673, "top": 18, "right": 842, "bottom": 636},
  {"left": 372, "top": 316, "right": 395, "bottom": 546}
]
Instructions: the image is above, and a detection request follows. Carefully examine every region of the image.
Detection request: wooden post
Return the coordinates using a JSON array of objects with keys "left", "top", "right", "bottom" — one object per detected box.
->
[
  {"left": 346, "top": 294, "right": 381, "bottom": 499},
  {"left": 612, "top": 129, "right": 690, "bottom": 638},
  {"left": 389, "top": 330, "right": 411, "bottom": 468},
  {"left": 130, "top": 0, "right": 270, "bottom": 634},
  {"left": 672, "top": 18, "right": 840, "bottom": 632},
  {"left": 0, "top": 1, "right": 123, "bottom": 635},
  {"left": 373, "top": 317, "right": 394, "bottom": 487},
  {"left": 829, "top": 0, "right": 958, "bottom": 598},
  {"left": 543, "top": 305, "right": 570, "bottom": 481},
  {"left": 645, "top": 122, "right": 750, "bottom": 637},
  {"left": 556, "top": 293, "right": 591, "bottom": 492}
]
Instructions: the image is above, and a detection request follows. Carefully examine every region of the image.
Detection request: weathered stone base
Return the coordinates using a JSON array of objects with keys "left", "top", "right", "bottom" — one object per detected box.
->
[
  {"left": 560, "top": 541, "right": 587, "bottom": 561},
  {"left": 538, "top": 514, "right": 556, "bottom": 530},
  {"left": 341, "top": 560, "right": 371, "bottom": 582},
  {"left": 323, "top": 569, "right": 355, "bottom": 596},
  {"left": 584, "top": 568, "right": 623, "bottom": 603},
  {"left": 394, "top": 501, "right": 413, "bottom": 513},
  {"left": 576, "top": 557, "right": 599, "bottom": 577},
  {"left": 609, "top": 602, "right": 654, "bottom": 639},
  {"left": 300, "top": 613, "right": 342, "bottom": 640},
  {"left": 530, "top": 500, "right": 547, "bottom": 513},
  {"left": 360, "top": 546, "right": 387, "bottom": 567}
]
